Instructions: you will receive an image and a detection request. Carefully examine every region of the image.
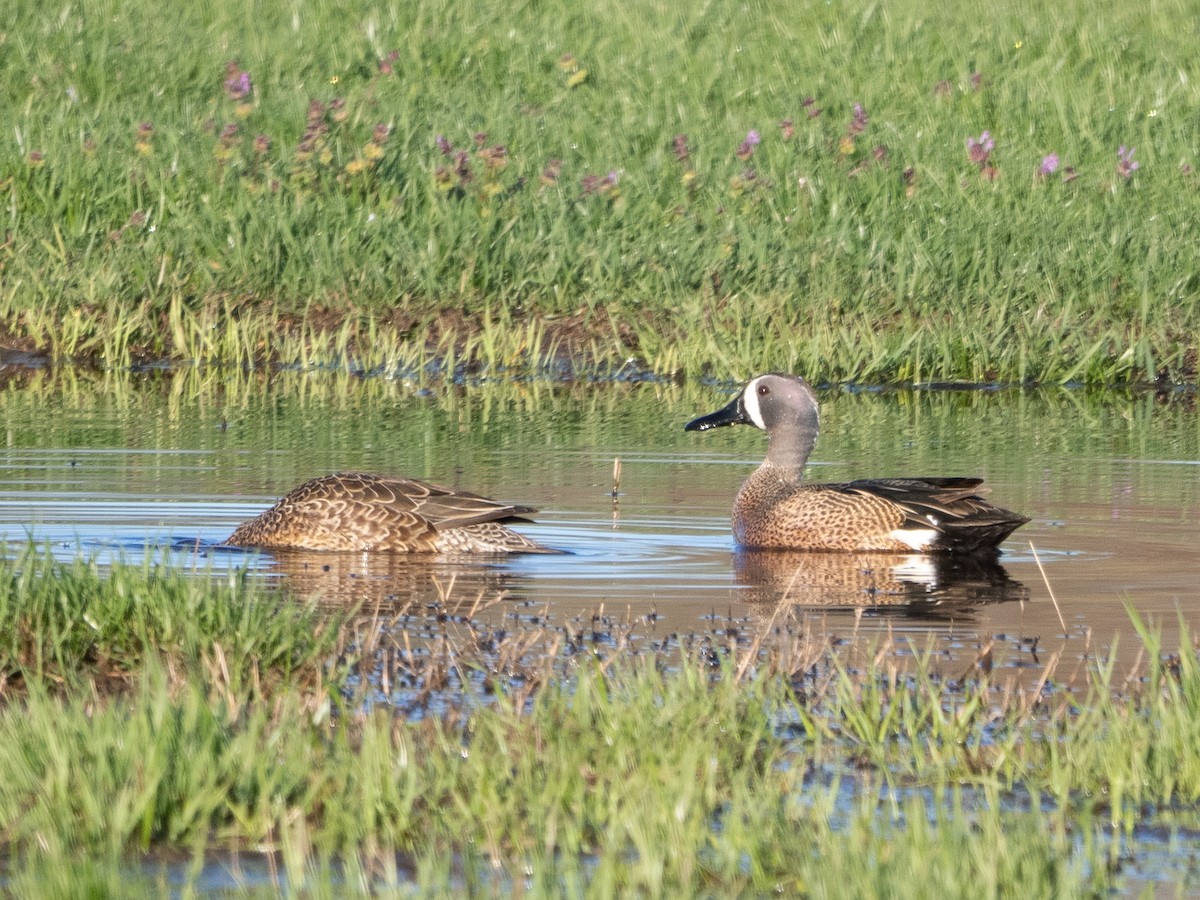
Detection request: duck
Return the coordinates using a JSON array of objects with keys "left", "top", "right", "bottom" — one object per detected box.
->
[
  {"left": 684, "top": 373, "right": 1028, "bottom": 553},
  {"left": 223, "top": 472, "right": 555, "bottom": 553}
]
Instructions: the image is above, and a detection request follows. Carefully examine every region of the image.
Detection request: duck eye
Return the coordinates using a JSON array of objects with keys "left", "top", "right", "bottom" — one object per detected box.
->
[{"left": 757, "top": 384, "right": 770, "bottom": 396}]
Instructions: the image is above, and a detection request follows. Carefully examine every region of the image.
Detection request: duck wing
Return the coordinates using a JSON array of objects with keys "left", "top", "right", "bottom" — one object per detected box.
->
[
  {"left": 309, "top": 473, "right": 537, "bottom": 531},
  {"left": 841, "top": 477, "right": 1029, "bottom": 552},
  {"left": 383, "top": 475, "right": 539, "bottom": 529}
]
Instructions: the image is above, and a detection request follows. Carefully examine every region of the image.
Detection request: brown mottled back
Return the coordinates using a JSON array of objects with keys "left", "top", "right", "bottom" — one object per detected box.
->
[{"left": 224, "top": 472, "right": 555, "bottom": 553}]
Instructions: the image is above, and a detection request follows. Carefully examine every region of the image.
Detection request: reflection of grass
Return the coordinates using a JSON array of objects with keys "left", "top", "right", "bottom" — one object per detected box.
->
[
  {"left": 3, "top": 0, "right": 1198, "bottom": 383},
  {"left": 1, "top": 546, "right": 1198, "bottom": 892}
]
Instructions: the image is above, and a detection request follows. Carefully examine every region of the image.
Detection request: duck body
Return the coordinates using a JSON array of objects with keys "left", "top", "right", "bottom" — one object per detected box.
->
[
  {"left": 686, "top": 374, "right": 1028, "bottom": 554},
  {"left": 224, "top": 472, "right": 554, "bottom": 554}
]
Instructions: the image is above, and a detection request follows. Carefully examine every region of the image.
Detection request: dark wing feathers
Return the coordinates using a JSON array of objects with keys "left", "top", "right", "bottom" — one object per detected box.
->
[{"left": 839, "top": 477, "right": 1029, "bottom": 550}]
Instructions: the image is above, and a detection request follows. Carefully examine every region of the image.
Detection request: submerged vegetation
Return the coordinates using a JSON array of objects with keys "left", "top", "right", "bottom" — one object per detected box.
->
[
  {"left": 0, "top": 545, "right": 1196, "bottom": 893},
  {"left": 3, "top": 0, "right": 1200, "bottom": 382}
]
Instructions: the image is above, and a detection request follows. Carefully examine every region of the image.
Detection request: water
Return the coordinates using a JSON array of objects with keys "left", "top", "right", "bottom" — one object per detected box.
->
[
  {"left": 3, "top": 365, "right": 1199, "bottom": 891},
  {"left": 3, "top": 368, "right": 1196, "bottom": 667}
]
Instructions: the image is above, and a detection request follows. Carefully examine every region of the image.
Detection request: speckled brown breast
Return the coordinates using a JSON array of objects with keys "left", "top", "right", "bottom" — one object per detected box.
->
[
  {"left": 224, "top": 472, "right": 553, "bottom": 553},
  {"left": 734, "top": 474, "right": 910, "bottom": 551}
]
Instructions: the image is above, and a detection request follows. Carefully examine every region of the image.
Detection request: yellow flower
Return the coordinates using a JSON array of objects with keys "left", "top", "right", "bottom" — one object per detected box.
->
[
  {"left": 567, "top": 69, "right": 588, "bottom": 88},
  {"left": 319, "top": 149, "right": 333, "bottom": 166},
  {"left": 363, "top": 143, "right": 385, "bottom": 161},
  {"left": 838, "top": 136, "right": 855, "bottom": 156},
  {"left": 345, "top": 158, "right": 367, "bottom": 176},
  {"left": 329, "top": 75, "right": 340, "bottom": 84}
]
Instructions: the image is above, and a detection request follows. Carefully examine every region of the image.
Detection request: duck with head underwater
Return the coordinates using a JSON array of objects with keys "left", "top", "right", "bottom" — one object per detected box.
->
[{"left": 685, "top": 373, "right": 1028, "bottom": 554}]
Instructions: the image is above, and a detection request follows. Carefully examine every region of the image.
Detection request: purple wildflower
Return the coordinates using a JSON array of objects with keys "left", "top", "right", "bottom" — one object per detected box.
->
[
  {"left": 453, "top": 150, "right": 473, "bottom": 185},
  {"left": 966, "top": 131, "right": 994, "bottom": 166},
  {"left": 1039, "top": 153, "right": 1060, "bottom": 176},
  {"left": 223, "top": 62, "right": 252, "bottom": 101},
  {"left": 581, "top": 170, "right": 619, "bottom": 196},
  {"left": 435, "top": 134, "right": 453, "bottom": 155},
  {"left": 673, "top": 134, "right": 690, "bottom": 162},
  {"left": 1116, "top": 145, "right": 1140, "bottom": 179},
  {"left": 849, "top": 103, "right": 868, "bottom": 135},
  {"left": 735, "top": 130, "right": 761, "bottom": 161}
]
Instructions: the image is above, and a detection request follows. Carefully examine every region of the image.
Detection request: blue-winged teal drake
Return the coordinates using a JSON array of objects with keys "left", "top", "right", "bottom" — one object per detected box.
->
[
  {"left": 224, "top": 472, "right": 555, "bottom": 553},
  {"left": 685, "top": 374, "right": 1029, "bottom": 553}
]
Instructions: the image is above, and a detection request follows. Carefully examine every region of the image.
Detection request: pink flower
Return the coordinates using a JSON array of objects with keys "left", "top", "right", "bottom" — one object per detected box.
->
[
  {"left": 966, "top": 131, "right": 994, "bottom": 166},
  {"left": 735, "top": 130, "right": 761, "bottom": 161},
  {"left": 1116, "top": 145, "right": 1140, "bottom": 179},
  {"left": 223, "top": 62, "right": 252, "bottom": 100}
]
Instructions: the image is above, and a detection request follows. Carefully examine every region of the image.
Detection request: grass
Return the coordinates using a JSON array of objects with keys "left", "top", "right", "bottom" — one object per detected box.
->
[
  {"left": 0, "top": 544, "right": 342, "bottom": 700},
  {"left": 2, "top": 0, "right": 1199, "bottom": 383},
  {"left": 0, "top": 544, "right": 1198, "bottom": 893}
]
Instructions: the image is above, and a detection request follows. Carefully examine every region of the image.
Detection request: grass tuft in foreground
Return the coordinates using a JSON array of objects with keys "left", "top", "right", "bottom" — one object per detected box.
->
[{"left": 0, "top": 545, "right": 341, "bottom": 700}]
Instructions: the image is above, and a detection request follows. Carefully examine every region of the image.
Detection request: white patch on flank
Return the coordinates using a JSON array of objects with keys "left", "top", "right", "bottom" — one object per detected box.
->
[
  {"left": 888, "top": 528, "right": 938, "bottom": 551},
  {"left": 742, "top": 377, "right": 767, "bottom": 430}
]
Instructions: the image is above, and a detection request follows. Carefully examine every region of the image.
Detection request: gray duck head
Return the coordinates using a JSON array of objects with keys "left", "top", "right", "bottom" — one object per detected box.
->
[{"left": 685, "top": 373, "right": 821, "bottom": 471}]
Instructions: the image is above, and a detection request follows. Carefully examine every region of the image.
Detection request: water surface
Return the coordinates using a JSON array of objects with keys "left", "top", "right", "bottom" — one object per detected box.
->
[{"left": 2, "top": 367, "right": 1198, "bottom": 676}]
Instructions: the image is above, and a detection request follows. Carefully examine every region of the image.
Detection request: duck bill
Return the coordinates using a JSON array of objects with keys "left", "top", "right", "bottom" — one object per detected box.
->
[{"left": 684, "top": 395, "right": 748, "bottom": 431}]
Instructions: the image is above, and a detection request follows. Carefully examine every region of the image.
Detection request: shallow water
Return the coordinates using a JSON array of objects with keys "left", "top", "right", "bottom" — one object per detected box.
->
[{"left": 3, "top": 368, "right": 1197, "bottom": 673}]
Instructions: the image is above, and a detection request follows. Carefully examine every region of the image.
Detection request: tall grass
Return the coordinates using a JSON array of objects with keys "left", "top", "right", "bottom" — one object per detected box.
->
[{"left": 2, "top": 0, "right": 1198, "bottom": 382}]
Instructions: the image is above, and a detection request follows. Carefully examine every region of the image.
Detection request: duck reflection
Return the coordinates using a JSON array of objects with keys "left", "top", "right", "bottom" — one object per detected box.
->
[
  {"left": 733, "top": 550, "right": 1028, "bottom": 617},
  {"left": 248, "top": 549, "right": 525, "bottom": 611}
]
